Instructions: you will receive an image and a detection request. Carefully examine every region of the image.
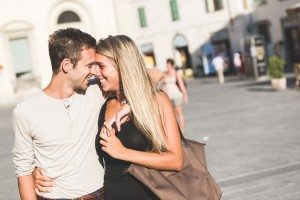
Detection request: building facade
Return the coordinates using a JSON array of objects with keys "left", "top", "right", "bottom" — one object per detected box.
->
[
  {"left": 0, "top": 0, "right": 299, "bottom": 103},
  {"left": 0, "top": 0, "right": 118, "bottom": 102},
  {"left": 114, "top": 0, "right": 300, "bottom": 76}
]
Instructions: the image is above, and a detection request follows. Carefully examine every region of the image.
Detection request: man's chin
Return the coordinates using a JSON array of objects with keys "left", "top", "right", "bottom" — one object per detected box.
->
[{"left": 75, "top": 85, "right": 88, "bottom": 94}]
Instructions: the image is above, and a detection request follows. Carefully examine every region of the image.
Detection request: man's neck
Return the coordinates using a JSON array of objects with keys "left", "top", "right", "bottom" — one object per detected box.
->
[{"left": 43, "top": 75, "right": 75, "bottom": 100}]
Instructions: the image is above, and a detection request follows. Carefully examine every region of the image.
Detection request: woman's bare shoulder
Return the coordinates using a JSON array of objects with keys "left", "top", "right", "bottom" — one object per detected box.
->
[{"left": 156, "top": 90, "right": 173, "bottom": 109}]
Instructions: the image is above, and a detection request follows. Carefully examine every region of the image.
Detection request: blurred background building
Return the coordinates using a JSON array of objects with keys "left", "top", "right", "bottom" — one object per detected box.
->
[{"left": 0, "top": 0, "right": 299, "bottom": 102}]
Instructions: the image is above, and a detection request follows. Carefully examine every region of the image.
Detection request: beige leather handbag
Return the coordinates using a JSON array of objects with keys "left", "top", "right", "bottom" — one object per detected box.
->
[{"left": 126, "top": 137, "right": 222, "bottom": 200}]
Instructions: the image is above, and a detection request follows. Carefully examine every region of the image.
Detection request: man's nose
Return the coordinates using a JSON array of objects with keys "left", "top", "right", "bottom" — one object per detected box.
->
[{"left": 91, "top": 64, "right": 100, "bottom": 76}]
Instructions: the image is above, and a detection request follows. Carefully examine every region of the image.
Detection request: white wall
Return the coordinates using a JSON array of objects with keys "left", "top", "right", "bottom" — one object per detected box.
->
[
  {"left": 0, "top": 0, "right": 118, "bottom": 102},
  {"left": 115, "top": 0, "right": 299, "bottom": 73}
]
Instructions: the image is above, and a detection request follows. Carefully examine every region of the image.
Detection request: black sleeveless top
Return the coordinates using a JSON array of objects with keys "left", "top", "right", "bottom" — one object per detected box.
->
[{"left": 96, "top": 100, "right": 159, "bottom": 200}]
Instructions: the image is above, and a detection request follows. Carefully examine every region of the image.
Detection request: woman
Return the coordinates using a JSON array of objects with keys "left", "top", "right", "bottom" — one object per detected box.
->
[
  {"left": 163, "top": 58, "right": 188, "bottom": 132},
  {"left": 95, "top": 35, "right": 183, "bottom": 200}
]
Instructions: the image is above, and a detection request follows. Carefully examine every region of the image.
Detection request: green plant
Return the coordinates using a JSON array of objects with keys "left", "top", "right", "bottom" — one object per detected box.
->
[{"left": 268, "top": 56, "right": 286, "bottom": 79}]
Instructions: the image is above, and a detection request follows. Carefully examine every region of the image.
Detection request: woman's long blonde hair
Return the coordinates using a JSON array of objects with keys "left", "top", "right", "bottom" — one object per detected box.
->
[{"left": 96, "top": 35, "right": 166, "bottom": 152}]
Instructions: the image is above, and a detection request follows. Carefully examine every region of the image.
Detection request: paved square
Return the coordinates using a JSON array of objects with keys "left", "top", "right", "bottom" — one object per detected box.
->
[{"left": 1, "top": 76, "right": 299, "bottom": 199}]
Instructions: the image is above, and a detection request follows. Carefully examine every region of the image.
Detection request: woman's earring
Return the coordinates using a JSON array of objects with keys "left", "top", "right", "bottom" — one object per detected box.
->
[{"left": 120, "top": 83, "right": 123, "bottom": 91}]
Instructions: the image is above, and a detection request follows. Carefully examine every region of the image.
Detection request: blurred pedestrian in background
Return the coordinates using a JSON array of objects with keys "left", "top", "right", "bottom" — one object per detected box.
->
[
  {"left": 163, "top": 58, "right": 188, "bottom": 132},
  {"left": 212, "top": 53, "right": 225, "bottom": 84},
  {"left": 294, "top": 63, "right": 300, "bottom": 89},
  {"left": 233, "top": 51, "right": 245, "bottom": 79}
]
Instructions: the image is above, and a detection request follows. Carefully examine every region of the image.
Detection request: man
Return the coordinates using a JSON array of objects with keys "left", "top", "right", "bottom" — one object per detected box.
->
[{"left": 12, "top": 28, "right": 129, "bottom": 199}]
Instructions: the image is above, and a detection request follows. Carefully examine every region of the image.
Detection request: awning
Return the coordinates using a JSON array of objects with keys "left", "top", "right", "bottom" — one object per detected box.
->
[
  {"left": 173, "top": 34, "right": 188, "bottom": 48},
  {"left": 286, "top": 3, "right": 300, "bottom": 15},
  {"left": 140, "top": 43, "right": 154, "bottom": 54}
]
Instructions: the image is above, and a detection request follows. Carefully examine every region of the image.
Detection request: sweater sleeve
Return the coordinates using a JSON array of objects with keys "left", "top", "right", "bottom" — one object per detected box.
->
[
  {"left": 87, "top": 84, "right": 105, "bottom": 105},
  {"left": 12, "top": 105, "right": 35, "bottom": 177}
]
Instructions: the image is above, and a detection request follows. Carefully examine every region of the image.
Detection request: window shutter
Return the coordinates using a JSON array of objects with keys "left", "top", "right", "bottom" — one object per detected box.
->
[
  {"left": 170, "top": 0, "right": 180, "bottom": 21},
  {"left": 138, "top": 7, "right": 147, "bottom": 27}
]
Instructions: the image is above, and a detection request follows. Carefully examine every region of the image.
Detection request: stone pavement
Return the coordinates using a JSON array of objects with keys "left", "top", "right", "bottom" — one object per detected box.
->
[
  {"left": 184, "top": 75, "right": 300, "bottom": 200},
  {"left": 0, "top": 76, "right": 299, "bottom": 199}
]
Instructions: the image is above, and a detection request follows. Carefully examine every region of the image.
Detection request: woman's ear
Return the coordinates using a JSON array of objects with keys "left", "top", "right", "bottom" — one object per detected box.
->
[{"left": 61, "top": 58, "right": 72, "bottom": 74}]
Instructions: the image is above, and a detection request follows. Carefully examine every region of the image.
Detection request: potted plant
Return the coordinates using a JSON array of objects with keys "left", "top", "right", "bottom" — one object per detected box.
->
[{"left": 268, "top": 55, "right": 286, "bottom": 91}]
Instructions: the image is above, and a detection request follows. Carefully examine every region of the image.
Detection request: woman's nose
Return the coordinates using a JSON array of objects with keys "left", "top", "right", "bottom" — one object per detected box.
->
[{"left": 91, "top": 64, "right": 101, "bottom": 76}]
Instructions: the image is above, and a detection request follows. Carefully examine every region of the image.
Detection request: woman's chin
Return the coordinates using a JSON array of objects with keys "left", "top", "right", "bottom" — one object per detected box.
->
[{"left": 101, "top": 86, "right": 110, "bottom": 92}]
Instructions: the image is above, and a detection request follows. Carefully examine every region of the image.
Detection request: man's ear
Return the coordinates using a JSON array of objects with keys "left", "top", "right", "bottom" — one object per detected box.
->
[{"left": 61, "top": 58, "right": 72, "bottom": 74}]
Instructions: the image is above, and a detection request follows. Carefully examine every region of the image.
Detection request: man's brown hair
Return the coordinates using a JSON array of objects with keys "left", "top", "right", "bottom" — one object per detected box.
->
[{"left": 48, "top": 28, "right": 96, "bottom": 74}]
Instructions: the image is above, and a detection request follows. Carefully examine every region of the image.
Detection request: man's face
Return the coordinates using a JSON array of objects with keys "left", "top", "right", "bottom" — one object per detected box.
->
[{"left": 68, "top": 48, "right": 96, "bottom": 91}]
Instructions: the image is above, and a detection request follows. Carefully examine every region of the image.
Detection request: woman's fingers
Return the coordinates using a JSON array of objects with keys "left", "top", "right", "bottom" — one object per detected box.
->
[
  {"left": 35, "top": 184, "right": 52, "bottom": 193},
  {"left": 100, "top": 125, "right": 111, "bottom": 139},
  {"left": 100, "top": 139, "right": 108, "bottom": 147},
  {"left": 34, "top": 179, "right": 54, "bottom": 187},
  {"left": 99, "top": 131, "right": 108, "bottom": 141},
  {"left": 103, "top": 104, "right": 131, "bottom": 132},
  {"left": 115, "top": 104, "right": 131, "bottom": 131},
  {"left": 33, "top": 167, "right": 50, "bottom": 181},
  {"left": 103, "top": 120, "right": 114, "bottom": 134},
  {"left": 33, "top": 168, "right": 54, "bottom": 193},
  {"left": 114, "top": 113, "right": 121, "bottom": 132}
]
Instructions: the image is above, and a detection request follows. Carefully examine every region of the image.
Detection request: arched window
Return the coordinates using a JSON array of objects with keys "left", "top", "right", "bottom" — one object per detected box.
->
[
  {"left": 173, "top": 34, "right": 188, "bottom": 48},
  {"left": 57, "top": 11, "right": 81, "bottom": 24}
]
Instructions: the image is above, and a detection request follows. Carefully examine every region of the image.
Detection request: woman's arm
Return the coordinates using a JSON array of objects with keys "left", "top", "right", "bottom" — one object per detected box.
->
[
  {"left": 176, "top": 73, "right": 189, "bottom": 103},
  {"left": 100, "top": 92, "right": 183, "bottom": 171}
]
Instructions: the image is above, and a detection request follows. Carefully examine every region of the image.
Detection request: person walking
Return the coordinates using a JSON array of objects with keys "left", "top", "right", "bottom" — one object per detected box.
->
[
  {"left": 163, "top": 58, "right": 188, "bottom": 132},
  {"left": 95, "top": 35, "right": 183, "bottom": 200},
  {"left": 212, "top": 53, "right": 225, "bottom": 84},
  {"left": 233, "top": 51, "right": 245, "bottom": 79},
  {"left": 12, "top": 28, "right": 130, "bottom": 200}
]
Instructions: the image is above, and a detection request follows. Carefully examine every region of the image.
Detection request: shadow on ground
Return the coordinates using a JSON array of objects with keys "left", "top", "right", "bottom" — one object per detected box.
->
[{"left": 232, "top": 75, "right": 299, "bottom": 92}]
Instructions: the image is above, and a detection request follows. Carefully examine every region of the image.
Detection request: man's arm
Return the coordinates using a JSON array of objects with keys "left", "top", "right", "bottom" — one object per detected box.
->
[
  {"left": 12, "top": 106, "right": 36, "bottom": 199},
  {"left": 18, "top": 175, "right": 36, "bottom": 200},
  {"left": 147, "top": 68, "right": 164, "bottom": 85}
]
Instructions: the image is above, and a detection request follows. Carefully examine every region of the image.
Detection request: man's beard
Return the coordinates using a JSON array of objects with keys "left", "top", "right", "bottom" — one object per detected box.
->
[
  {"left": 74, "top": 77, "right": 99, "bottom": 94},
  {"left": 74, "top": 86, "right": 87, "bottom": 95}
]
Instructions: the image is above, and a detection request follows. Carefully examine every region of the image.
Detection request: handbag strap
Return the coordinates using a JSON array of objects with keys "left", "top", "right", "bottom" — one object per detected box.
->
[
  {"left": 179, "top": 126, "right": 206, "bottom": 148},
  {"left": 179, "top": 126, "right": 189, "bottom": 148}
]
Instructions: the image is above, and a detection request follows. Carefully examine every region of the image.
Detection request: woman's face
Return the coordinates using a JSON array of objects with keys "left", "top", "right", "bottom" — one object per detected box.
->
[
  {"left": 166, "top": 62, "right": 174, "bottom": 71},
  {"left": 95, "top": 53, "right": 120, "bottom": 93}
]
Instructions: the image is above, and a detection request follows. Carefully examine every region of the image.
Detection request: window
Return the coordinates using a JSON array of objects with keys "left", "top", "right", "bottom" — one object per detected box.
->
[
  {"left": 57, "top": 11, "right": 81, "bottom": 24},
  {"left": 252, "top": 0, "right": 267, "bottom": 7},
  {"left": 243, "top": 0, "right": 250, "bottom": 9},
  {"left": 205, "top": 0, "right": 224, "bottom": 13},
  {"left": 138, "top": 7, "right": 147, "bottom": 28},
  {"left": 9, "top": 37, "right": 33, "bottom": 77},
  {"left": 140, "top": 44, "right": 156, "bottom": 68},
  {"left": 257, "top": 22, "right": 271, "bottom": 43},
  {"left": 170, "top": 0, "right": 180, "bottom": 21}
]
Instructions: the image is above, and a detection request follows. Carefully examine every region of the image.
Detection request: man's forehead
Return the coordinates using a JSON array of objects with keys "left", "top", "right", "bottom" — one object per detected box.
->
[
  {"left": 80, "top": 48, "right": 96, "bottom": 58},
  {"left": 78, "top": 49, "right": 96, "bottom": 67}
]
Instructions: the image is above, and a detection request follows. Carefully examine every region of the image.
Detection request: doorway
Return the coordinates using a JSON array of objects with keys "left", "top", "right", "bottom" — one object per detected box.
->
[{"left": 173, "top": 34, "right": 193, "bottom": 77}]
